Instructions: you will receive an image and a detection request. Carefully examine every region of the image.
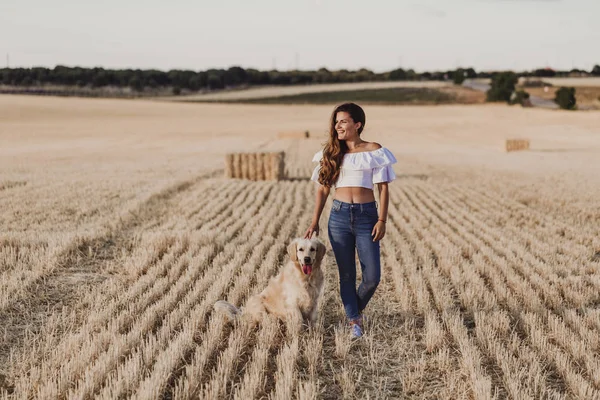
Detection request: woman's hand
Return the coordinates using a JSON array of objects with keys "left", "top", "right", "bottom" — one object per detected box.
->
[
  {"left": 304, "top": 223, "right": 319, "bottom": 239},
  {"left": 372, "top": 221, "right": 386, "bottom": 241}
]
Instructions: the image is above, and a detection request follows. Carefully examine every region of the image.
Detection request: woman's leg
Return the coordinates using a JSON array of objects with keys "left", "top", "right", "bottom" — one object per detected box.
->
[
  {"left": 355, "top": 204, "right": 381, "bottom": 313},
  {"left": 328, "top": 203, "right": 360, "bottom": 320}
]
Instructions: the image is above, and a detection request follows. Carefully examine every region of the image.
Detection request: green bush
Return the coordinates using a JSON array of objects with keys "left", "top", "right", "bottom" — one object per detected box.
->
[
  {"left": 453, "top": 69, "right": 466, "bottom": 85},
  {"left": 511, "top": 90, "right": 530, "bottom": 106},
  {"left": 172, "top": 86, "right": 182, "bottom": 95},
  {"left": 486, "top": 72, "right": 518, "bottom": 103},
  {"left": 554, "top": 87, "right": 576, "bottom": 110}
]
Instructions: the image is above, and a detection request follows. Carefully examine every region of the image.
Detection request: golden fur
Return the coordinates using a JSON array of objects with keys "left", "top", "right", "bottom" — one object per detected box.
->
[{"left": 214, "top": 237, "right": 326, "bottom": 326}]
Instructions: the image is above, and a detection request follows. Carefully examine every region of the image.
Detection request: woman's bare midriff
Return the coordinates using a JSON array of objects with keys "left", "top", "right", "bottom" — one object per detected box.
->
[{"left": 333, "top": 187, "right": 375, "bottom": 204}]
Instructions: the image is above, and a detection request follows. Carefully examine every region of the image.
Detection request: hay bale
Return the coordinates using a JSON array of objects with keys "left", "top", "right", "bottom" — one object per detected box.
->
[
  {"left": 278, "top": 152, "right": 286, "bottom": 179},
  {"left": 225, "top": 151, "right": 286, "bottom": 180},
  {"left": 248, "top": 153, "right": 257, "bottom": 181},
  {"left": 277, "top": 131, "right": 310, "bottom": 139},
  {"left": 224, "top": 154, "right": 234, "bottom": 178},
  {"left": 257, "top": 153, "right": 266, "bottom": 180},
  {"left": 269, "top": 152, "right": 285, "bottom": 181},
  {"left": 240, "top": 153, "right": 250, "bottom": 179},
  {"left": 505, "top": 139, "right": 530, "bottom": 152},
  {"left": 266, "top": 153, "right": 274, "bottom": 180},
  {"left": 232, "top": 153, "right": 242, "bottom": 178},
  {"left": 263, "top": 153, "right": 272, "bottom": 180}
]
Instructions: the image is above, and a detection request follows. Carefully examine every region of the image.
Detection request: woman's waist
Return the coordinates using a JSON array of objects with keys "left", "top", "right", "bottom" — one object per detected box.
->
[
  {"left": 331, "top": 198, "right": 377, "bottom": 211},
  {"left": 333, "top": 186, "right": 375, "bottom": 204}
]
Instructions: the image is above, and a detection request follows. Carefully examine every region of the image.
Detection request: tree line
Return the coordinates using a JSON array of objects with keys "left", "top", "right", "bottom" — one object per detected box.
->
[{"left": 1, "top": 65, "right": 598, "bottom": 94}]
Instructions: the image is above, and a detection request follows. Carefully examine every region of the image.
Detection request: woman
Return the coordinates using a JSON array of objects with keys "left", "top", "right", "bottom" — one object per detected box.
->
[{"left": 304, "top": 102, "right": 396, "bottom": 338}]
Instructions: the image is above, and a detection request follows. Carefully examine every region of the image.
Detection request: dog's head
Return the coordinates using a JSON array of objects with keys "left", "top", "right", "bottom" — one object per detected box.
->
[{"left": 287, "top": 237, "right": 326, "bottom": 276}]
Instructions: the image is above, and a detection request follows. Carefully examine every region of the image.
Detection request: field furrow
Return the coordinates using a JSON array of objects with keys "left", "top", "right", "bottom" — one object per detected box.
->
[{"left": 393, "top": 181, "right": 600, "bottom": 397}]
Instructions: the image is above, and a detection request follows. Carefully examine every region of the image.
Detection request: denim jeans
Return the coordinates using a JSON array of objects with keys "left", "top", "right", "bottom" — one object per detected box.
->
[{"left": 328, "top": 199, "right": 381, "bottom": 320}]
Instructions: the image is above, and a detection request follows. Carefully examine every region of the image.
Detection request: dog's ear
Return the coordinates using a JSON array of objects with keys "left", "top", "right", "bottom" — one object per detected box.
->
[
  {"left": 316, "top": 241, "right": 326, "bottom": 263},
  {"left": 287, "top": 239, "right": 298, "bottom": 262}
]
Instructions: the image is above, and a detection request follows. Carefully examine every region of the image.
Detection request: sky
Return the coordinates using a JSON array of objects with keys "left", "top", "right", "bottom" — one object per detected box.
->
[{"left": 0, "top": 0, "right": 598, "bottom": 73}]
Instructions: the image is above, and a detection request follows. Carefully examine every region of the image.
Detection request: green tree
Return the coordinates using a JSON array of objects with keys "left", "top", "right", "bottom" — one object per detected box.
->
[
  {"left": 453, "top": 69, "right": 466, "bottom": 85},
  {"left": 533, "top": 68, "right": 555, "bottom": 77},
  {"left": 592, "top": 65, "right": 600, "bottom": 76},
  {"left": 554, "top": 87, "right": 576, "bottom": 110},
  {"left": 389, "top": 68, "right": 407, "bottom": 81},
  {"left": 486, "top": 71, "right": 518, "bottom": 103},
  {"left": 224, "top": 66, "right": 248, "bottom": 86},
  {"left": 207, "top": 74, "right": 224, "bottom": 89},
  {"left": 188, "top": 75, "right": 201, "bottom": 91}
]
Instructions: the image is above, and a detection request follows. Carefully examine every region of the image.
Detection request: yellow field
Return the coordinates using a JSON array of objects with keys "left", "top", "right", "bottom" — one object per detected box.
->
[{"left": 1, "top": 95, "right": 600, "bottom": 399}]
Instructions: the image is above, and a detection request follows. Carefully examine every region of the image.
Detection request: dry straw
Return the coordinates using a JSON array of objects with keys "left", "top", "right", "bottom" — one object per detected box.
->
[
  {"left": 225, "top": 154, "right": 234, "bottom": 178},
  {"left": 225, "top": 152, "right": 286, "bottom": 181},
  {"left": 505, "top": 139, "right": 530, "bottom": 152},
  {"left": 270, "top": 152, "right": 285, "bottom": 181},
  {"left": 248, "top": 153, "right": 257, "bottom": 181},
  {"left": 257, "top": 153, "right": 266, "bottom": 180},
  {"left": 240, "top": 153, "right": 250, "bottom": 179},
  {"left": 233, "top": 153, "right": 242, "bottom": 178}
]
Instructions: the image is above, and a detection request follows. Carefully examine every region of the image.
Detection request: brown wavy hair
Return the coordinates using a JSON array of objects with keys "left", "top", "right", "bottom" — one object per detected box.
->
[{"left": 318, "top": 102, "right": 366, "bottom": 187}]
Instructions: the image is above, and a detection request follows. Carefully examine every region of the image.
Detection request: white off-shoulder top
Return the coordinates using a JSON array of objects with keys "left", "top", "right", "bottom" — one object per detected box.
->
[{"left": 311, "top": 147, "right": 397, "bottom": 189}]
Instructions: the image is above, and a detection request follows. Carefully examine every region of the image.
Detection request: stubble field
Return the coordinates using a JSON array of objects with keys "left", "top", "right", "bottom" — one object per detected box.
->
[{"left": 1, "top": 95, "right": 600, "bottom": 399}]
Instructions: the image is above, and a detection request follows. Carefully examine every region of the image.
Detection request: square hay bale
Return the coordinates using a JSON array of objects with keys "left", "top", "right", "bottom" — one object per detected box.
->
[
  {"left": 225, "top": 152, "right": 286, "bottom": 181},
  {"left": 277, "top": 131, "right": 310, "bottom": 139},
  {"left": 505, "top": 139, "right": 530, "bottom": 152},
  {"left": 248, "top": 153, "right": 257, "bottom": 181},
  {"left": 240, "top": 153, "right": 250, "bottom": 179},
  {"left": 225, "top": 154, "right": 234, "bottom": 178},
  {"left": 269, "top": 152, "right": 285, "bottom": 181},
  {"left": 232, "top": 153, "right": 242, "bottom": 178},
  {"left": 257, "top": 153, "right": 267, "bottom": 180}
]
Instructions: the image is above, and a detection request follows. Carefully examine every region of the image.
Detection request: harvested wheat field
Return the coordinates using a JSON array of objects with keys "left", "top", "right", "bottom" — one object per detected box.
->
[{"left": 1, "top": 94, "right": 600, "bottom": 399}]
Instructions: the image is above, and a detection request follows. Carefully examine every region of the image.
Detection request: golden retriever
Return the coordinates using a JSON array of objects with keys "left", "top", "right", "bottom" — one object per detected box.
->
[{"left": 214, "top": 236, "right": 326, "bottom": 326}]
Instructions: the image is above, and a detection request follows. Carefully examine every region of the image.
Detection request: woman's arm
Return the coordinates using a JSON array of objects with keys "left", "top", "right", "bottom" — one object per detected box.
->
[
  {"left": 372, "top": 182, "right": 389, "bottom": 241},
  {"left": 304, "top": 185, "right": 330, "bottom": 238}
]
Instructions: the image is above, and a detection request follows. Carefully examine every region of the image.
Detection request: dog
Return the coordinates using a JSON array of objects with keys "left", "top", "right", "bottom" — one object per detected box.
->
[{"left": 214, "top": 236, "right": 326, "bottom": 327}]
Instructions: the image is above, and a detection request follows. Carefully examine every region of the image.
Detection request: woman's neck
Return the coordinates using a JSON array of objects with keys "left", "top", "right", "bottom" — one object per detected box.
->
[{"left": 344, "top": 138, "right": 365, "bottom": 151}]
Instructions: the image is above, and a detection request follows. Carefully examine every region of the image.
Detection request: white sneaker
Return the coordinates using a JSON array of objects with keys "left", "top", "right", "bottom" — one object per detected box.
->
[{"left": 349, "top": 321, "right": 363, "bottom": 339}]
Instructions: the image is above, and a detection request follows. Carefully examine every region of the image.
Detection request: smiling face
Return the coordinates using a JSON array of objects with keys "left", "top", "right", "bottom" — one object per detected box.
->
[
  {"left": 287, "top": 238, "right": 326, "bottom": 276},
  {"left": 335, "top": 111, "right": 362, "bottom": 142}
]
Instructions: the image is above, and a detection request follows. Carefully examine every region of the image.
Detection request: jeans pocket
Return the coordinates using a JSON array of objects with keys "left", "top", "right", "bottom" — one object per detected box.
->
[{"left": 331, "top": 200, "right": 342, "bottom": 212}]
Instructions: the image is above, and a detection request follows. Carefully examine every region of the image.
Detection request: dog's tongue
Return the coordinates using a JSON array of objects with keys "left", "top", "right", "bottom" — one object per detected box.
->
[{"left": 302, "top": 264, "right": 313, "bottom": 275}]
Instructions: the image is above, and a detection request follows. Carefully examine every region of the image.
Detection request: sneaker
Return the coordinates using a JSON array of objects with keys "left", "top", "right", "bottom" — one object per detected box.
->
[
  {"left": 359, "top": 312, "right": 367, "bottom": 325},
  {"left": 349, "top": 319, "right": 363, "bottom": 339}
]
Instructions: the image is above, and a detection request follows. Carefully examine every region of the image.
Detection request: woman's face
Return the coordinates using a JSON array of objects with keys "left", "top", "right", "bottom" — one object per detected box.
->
[{"left": 334, "top": 111, "right": 361, "bottom": 141}]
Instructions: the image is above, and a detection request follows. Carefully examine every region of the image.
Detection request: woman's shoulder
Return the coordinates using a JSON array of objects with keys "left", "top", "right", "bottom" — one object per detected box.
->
[{"left": 364, "top": 142, "right": 382, "bottom": 151}]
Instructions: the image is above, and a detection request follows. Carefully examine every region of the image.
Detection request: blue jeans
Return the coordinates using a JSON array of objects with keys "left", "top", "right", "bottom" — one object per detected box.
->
[{"left": 328, "top": 199, "right": 381, "bottom": 320}]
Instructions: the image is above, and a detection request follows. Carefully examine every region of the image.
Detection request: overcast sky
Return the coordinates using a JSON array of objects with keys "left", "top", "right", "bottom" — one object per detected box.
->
[{"left": 0, "top": 0, "right": 598, "bottom": 72}]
